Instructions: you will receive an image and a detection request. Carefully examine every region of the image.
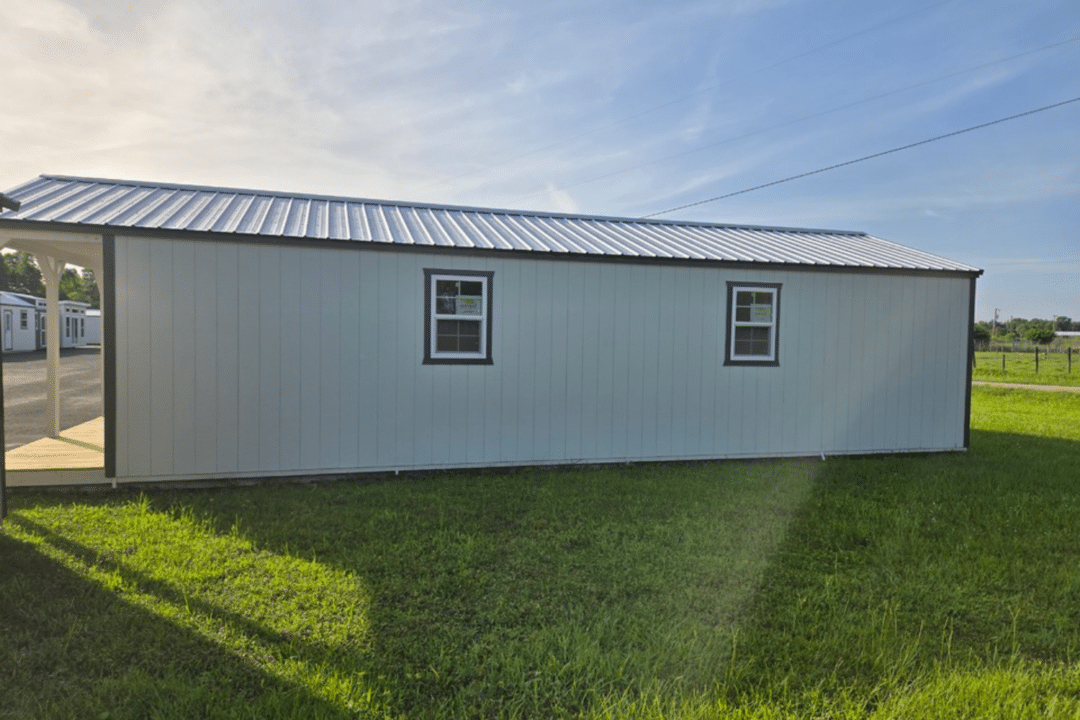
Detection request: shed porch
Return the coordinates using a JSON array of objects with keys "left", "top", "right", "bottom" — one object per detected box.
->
[{"left": 4, "top": 416, "right": 105, "bottom": 487}]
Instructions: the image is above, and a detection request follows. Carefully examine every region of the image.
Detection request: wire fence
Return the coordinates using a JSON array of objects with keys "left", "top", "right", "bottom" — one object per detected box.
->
[
  {"left": 974, "top": 347, "right": 1075, "bottom": 375},
  {"left": 977, "top": 342, "right": 1077, "bottom": 354}
]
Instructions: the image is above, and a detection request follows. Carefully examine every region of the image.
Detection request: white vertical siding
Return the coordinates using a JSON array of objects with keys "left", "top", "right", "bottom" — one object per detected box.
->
[
  {"left": 148, "top": 240, "right": 174, "bottom": 474},
  {"left": 121, "top": 239, "right": 151, "bottom": 478},
  {"left": 278, "top": 246, "right": 303, "bottom": 469},
  {"left": 192, "top": 245, "right": 218, "bottom": 475},
  {"left": 216, "top": 244, "right": 240, "bottom": 472},
  {"left": 257, "top": 246, "right": 282, "bottom": 470},
  {"left": 337, "top": 252, "right": 361, "bottom": 470},
  {"left": 236, "top": 245, "right": 261, "bottom": 471},
  {"left": 112, "top": 236, "right": 973, "bottom": 482},
  {"left": 170, "top": 241, "right": 196, "bottom": 475}
]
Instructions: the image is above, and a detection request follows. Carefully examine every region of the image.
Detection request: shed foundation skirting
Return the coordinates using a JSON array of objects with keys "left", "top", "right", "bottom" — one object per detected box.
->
[
  {"left": 6, "top": 446, "right": 967, "bottom": 489},
  {"left": 6, "top": 469, "right": 106, "bottom": 488},
  {"left": 106, "top": 447, "right": 965, "bottom": 484}
]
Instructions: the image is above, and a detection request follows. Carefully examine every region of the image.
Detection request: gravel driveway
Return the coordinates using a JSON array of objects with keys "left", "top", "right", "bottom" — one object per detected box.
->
[{"left": 2, "top": 347, "right": 103, "bottom": 451}]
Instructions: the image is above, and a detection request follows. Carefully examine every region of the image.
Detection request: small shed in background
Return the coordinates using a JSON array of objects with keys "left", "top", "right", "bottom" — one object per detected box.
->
[
  {"left": 84, "top": 308, "right": 101, "bottom": 345},
  {"left": 58, "top": 300, "right": 91, "bottom": 348},
  {"left": 0, "top": 175, "right": 982, "bottom": 487},
  {"left": 1, "top": 292, "right": 38, "bottom": 353}
]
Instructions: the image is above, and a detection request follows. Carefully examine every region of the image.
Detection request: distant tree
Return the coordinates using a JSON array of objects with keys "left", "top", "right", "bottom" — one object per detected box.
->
[
  {"left": 81, "top": 269, "right": 100, "bottom": 308},
  {"left": 1003, "top": 317, "right": 1026, "bottom": 340},
  {"left": 973, "top": 322, "right": 991, "bottom": 343},
  {"left": 1023, "top": 320, "right": 1055, "bottom": 345},
  {"left": 1, "top": 251, "right": 45, "bottom": 296},
  {"left": 60, "top": 268, "right": 92, "bottom": 303},
  {"left": 1055, "top": 316, "right": 1073, "bottom": 332},
  {"left": 60, "top": 268, "right": 101, "bottom": 307},
  {"left": 0, "top": 253, "right": 100, "bottom": 308}
]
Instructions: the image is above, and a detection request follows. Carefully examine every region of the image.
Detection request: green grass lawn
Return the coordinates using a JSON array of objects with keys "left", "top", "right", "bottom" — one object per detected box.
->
[
  {"left": 3, "top": 386, "right": 1080, "bottom": 719},
  {"left": 973, "top": 350, "right": 1080, "bottom": 387}
]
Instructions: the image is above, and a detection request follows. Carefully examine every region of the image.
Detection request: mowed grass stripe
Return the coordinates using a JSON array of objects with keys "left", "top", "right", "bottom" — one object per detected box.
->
[{"left": 1, "top": 385, "right": 1078, "bottom": 719}]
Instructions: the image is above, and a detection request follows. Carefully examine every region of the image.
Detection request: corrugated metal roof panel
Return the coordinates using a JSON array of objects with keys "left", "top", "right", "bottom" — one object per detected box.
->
[
  {"left": 1, "top": 291, "right": 38, "bottom": 308},
  {"left": 0, "top": 175, "right": 982, "bottom": 274}
]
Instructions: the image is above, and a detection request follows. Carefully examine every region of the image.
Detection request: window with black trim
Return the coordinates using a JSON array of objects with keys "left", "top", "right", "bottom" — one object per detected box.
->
[
  {"left": 20, "top": 310, "right": 28, "bottom": 329},
  {"left": 424, "top": 269, "right": 494, "bottom": 365},
  {"left": 725, "top": 282, "right": 780, "bottom": 366}
]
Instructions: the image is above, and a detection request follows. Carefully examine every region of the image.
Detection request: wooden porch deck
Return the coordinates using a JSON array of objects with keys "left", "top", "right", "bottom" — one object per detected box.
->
[{"left": 5, "top": 416, "right": 106, "bottom": 487}]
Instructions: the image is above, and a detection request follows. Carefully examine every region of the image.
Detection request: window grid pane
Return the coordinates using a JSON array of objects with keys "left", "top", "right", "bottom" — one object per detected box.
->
[
  {"left": 436, "top": 319, "right": 482, "bottom": 353},
  {"left": 734, "top": 326, "right": 771, "bottom": 356},
  {"left": 436, "top": 280, "right": 485, "bottom": 318}
]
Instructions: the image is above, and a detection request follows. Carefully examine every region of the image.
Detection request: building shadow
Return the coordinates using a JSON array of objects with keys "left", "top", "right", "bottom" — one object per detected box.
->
[{"left": 0, "top": 524, "right": 362, "bottom": 719}]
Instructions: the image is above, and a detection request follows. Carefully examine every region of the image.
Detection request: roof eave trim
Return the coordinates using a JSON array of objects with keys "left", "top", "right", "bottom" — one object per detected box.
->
[
  {"left": 0, "top": 193, "right": 21, "bottom": 212},
  {"left": 0, "top": 215, "right": 983, "bottom": 276}
]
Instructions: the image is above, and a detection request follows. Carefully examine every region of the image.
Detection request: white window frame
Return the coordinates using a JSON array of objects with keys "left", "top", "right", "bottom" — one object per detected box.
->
[
  {"left": 725, "top": 282, "right": 780, "bottom": 366},
  {"left": 424, "top": 269, "right": 494, "bottom": 365}
]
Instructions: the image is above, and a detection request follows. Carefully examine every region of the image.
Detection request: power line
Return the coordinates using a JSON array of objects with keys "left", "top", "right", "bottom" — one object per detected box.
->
[
  {"left": 642, "top": 96, "right": 1080, "bottom": 218},
  {"left": 412, "top": 0, "right": 960, "bottom": 194},
  {"left": 514, "top": 35, "right": 1080, "bottom": 203}
]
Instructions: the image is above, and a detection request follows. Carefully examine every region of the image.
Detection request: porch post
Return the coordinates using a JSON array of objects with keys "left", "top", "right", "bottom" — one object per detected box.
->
[
  {"left": 34, "top": 253, "right": 64, "bottom": 437},
  {"left": 92, "top": 263, "right": 105, "bottom": 395},
  {"left": 1, "top": 320, "right": 6, "bottom": 522}
]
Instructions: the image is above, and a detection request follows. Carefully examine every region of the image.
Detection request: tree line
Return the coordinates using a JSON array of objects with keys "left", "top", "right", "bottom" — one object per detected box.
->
[
  {"left": 0, "top": 251, "right": 100, "bottom": 308},
  {"left": 973, "top": 316, "right": 1077, "bottom": 345}
]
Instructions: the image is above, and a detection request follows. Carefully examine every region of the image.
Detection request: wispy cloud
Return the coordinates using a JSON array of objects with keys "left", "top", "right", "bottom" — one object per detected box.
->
[{"left": 2, "top": 0, "right": 1076, "bottom": 317}]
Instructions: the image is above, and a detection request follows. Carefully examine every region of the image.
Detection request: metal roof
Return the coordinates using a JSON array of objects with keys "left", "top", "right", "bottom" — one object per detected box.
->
[
  {"left": 0, "top": 291, "right": 39, "bottom": 308},
  {"left": 0, "top": 175, "right": 981, "bottom": 274}
]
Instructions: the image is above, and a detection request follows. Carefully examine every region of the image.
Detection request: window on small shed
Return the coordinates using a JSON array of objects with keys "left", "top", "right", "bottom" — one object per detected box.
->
[
  {"left": 20, "top": 311, "right": 28, "bottom": 329},
  {"left": 725, "top": 283, "right": 780, "bottom": 366},
  {"left": 424, "top": 269, "right": 494, "bottom": 365}
]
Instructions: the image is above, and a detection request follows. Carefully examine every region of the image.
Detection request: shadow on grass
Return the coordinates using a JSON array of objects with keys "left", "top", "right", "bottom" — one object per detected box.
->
[
  {"left": 0, "top": 529, "right": 358, "bottom": 720},
  {"left": 11, "top": 514, "right": 300, "bottom": 650},
  {"left": 129, "top": 461, "right": 819, "bottom": 718}
]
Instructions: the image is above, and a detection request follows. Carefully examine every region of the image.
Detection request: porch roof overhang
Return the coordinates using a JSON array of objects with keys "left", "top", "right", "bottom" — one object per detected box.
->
[{"left": 0, "top": 229, "right": 103, "bottom": 270}]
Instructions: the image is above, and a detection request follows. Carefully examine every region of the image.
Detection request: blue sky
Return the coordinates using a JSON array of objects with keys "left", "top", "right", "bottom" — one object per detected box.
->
[{"left": 2, "top": 0, "right": 1077, "bottom": 322}]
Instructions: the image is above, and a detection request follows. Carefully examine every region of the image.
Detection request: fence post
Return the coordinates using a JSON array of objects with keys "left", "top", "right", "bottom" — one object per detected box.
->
[
  {"left": 1069, "top": 346, "right": 1073, "bottom": 374},
  {"left": 1035, "top": 347, "right": 1039, "bottom": 374},
  {"left": 1002, "top": 353, "right": 1006, "bottom": 371}
]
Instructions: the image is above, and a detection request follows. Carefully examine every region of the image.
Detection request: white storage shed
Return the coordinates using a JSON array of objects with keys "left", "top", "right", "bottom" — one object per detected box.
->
[
  {"left": 2, "top": 291, "right": 46, "bottom": 351},
  {"left": 58, "top": 300, "right": 91, "bottom": 348},
  {"left": 0, "top": 175, "right": 982, "bottom": 486},
  {"left": 84, "top": 308, "right": 101, "bottom": 345},
  {"left": 1, "top": 291, "right": 39, "bottom": 353}
]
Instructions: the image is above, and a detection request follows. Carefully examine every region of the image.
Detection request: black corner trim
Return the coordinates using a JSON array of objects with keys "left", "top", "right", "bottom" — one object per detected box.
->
[
  {"left": 724, "top": 281, "right": 781, "bottom": 367},
  {"left": 423, "top": 269, "right": 495, "bottom": 365},
  {"left": 963, "top": 276, "right": 977, "bottom": 449},
  {"left": 103, "top": 234, "right": 117, "bottom": 479}
]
